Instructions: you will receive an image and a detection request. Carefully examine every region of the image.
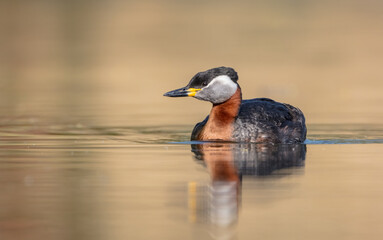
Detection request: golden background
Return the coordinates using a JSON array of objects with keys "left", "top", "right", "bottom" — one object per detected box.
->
[{"left": 1, "top": 0, "right": 382, "bottom": 124}]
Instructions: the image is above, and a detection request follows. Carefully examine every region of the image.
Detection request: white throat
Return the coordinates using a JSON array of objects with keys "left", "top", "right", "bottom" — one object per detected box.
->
[{"left": 195, "top": 75, "right": 238, "bottom": 104}]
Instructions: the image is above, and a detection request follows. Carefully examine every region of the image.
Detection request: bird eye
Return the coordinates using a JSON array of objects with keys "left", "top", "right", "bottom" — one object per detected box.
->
[{"left": 202, "top": 81, "right": 207, "bottom": 86}]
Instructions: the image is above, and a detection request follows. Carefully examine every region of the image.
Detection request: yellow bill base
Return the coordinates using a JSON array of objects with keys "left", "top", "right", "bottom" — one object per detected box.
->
[{"left": 187, "top": 88, "right": 201, "bottom": 97}]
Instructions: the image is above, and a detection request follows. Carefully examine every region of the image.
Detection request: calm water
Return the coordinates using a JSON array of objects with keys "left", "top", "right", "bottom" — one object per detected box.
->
[
  {"left": 0, "top": 117, "right": 382, "bottom": 240},
  {"left": 1, "top": 0, "right": 383, "bottom": 239}
]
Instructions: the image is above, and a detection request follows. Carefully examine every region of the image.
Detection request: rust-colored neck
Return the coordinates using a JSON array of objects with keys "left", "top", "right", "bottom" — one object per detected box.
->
[{"left": 198, "top": 86, "right": 242, "bottom": 141}]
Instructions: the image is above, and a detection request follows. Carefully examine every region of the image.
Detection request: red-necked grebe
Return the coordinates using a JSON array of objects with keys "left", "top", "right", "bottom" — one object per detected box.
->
[{"left": 164, "top": 67, "right": 306, "bottom": 143}]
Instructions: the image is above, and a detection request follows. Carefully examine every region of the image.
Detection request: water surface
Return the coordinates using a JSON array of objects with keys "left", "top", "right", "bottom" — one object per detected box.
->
[
  {"left": 1, "top": 0, "right": 383, "bottom": 239},
  {"left": 0, "top": 119, "right": 382, "bottom": 240}
]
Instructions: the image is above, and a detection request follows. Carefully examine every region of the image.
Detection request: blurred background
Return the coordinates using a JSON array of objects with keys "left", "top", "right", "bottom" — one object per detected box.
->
[
  {"left": 1, "top": 2, "right": 383, "bottom": 240},
  {"left": 1, "top": 0, "right": 383, "bottom": 125}
]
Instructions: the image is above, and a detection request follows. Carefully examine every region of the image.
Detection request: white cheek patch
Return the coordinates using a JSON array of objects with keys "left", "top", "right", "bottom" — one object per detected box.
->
[
  {"left": 195, "top": 75, "right": 238, "bottom": 104},
  {"left": 210, "top": 75, "right": 237, "bottom": 88}
]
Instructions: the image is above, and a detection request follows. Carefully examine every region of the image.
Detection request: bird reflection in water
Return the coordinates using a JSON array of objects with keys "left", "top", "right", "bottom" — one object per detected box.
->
[{"left": 188, "top": 143, "right": 306, "bottom": 239}]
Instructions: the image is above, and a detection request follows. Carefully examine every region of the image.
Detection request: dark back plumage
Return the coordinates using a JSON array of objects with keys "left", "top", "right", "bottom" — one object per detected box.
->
[{"left": 192, "top": 98, "right": 306, "bottom": 143}]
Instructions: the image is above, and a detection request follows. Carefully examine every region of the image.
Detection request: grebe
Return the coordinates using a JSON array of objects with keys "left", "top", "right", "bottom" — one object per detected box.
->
[{"left": 164, "top": 67, "right": 307, "bottom": 143}]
